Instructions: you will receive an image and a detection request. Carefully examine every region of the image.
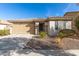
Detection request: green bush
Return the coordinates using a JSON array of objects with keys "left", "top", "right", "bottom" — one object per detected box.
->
[
  {"left": 57, "top": 29, "right": 76, "bottom": 38},
  {"left": 0, "top": 29, "right": 10, "bottom": 36},
  {"left": 39, "top": 31, "right": 47, "bottom": 38}
]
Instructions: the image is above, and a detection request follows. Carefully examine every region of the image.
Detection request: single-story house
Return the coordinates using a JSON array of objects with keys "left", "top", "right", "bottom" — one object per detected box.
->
[{"left": 7, "top": 11, "right": 79, "bottom": 36}]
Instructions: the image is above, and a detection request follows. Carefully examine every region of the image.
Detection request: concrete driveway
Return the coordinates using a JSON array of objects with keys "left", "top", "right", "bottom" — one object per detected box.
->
[{"left": 0, "top": 34, "right": 79, "bottom": 56}]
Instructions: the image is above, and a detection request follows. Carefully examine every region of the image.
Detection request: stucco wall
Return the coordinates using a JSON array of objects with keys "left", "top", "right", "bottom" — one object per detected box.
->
[
  {"left": 48, "top": 21, "right": 55, "bottom": 36},
  {"left": 0, "top": 24, "right": 6, "bottom": 29},
  {"left": 11, "top": 22, "right": 35, "bottom": 34}
]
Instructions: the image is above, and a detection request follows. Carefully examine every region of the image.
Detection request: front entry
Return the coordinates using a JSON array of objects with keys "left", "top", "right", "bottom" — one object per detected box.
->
[
  {"left": 35, "top": 22, "right": 45, "bottom": 35},
  {"left": 39, "top": 23, "right": 44, "bottom": 32}
]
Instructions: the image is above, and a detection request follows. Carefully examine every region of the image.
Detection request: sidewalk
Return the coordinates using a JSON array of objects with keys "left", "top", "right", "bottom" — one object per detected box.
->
[{"left": 0, "top": 49, "right": 79, "bottom": 56}]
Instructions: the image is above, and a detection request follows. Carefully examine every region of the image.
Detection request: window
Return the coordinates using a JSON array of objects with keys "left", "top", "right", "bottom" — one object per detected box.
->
[
  {"left": 66, "top": 21, "right": 72, "bottom": 29},
  {"left": 55, "top": 21, "right": 67, "bottom": 30},
  {"left": 55, "top": 21, "right": 58, "bottom": 30}
]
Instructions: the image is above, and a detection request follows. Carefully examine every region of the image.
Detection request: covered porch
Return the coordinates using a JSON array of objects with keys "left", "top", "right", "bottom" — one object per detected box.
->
[{"left": 34, "top": 19, "right": 48, "bottom": 35}]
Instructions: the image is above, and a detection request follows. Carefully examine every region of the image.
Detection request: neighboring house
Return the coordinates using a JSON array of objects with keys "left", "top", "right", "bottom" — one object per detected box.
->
[
  {"left": 8, "top": 11, "right": 79, "bottom": 36},
  {"left": 0, "top": 20, "right": 12, "bottom": 34}
]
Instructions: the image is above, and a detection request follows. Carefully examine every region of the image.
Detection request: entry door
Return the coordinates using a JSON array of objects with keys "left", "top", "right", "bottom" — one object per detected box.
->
[{"left": 39, "top": 23, "right": 44, "bottom": 32}]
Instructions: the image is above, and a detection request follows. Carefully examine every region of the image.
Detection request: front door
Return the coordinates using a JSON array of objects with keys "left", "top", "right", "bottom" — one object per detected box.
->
[
  {"left": 39, "top": 23, "right": 44, "bottom": 32},
  {"left": 35, "top": 22, "right": 45, "bottom": 35}
]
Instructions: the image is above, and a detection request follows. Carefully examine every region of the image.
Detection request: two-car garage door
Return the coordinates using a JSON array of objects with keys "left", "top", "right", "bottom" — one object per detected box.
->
[{"left": 11, "top": 23, "right": 34, "bottom": 34}]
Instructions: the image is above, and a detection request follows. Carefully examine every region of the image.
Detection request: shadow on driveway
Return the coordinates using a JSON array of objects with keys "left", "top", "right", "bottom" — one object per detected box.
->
[
  {"left": 16, "top": 49, "right": 76, "bottom": 56},
  {"left": 0, "top": 37, "right": 76, "bottom": 56}
]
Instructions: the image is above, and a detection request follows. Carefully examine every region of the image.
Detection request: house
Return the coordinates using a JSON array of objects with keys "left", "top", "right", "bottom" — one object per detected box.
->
[
  {"left": 0, "top": 20, "right": 12, "bottom": 34},
  {"left": 8, "top": 11, "right": 79, "bottom": 36}
]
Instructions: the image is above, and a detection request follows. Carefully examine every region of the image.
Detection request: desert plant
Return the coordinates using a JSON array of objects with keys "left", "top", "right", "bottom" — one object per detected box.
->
[
  {"left": 4, "top": 29, "right": 10, "bottom": 35},
  {"left": 57, "top": 29, "right": 76, "bottom": 38},
  {"left": 0, "top": 29, "right": 10, "bottom": 36},
  {"left": 55, "top": 37, "right": 61, "bottom": 44},
  {"left": 39, "top": 31, "right": 47, "bottom": 38},
  {"left": 55, "top": 37, "right": 62, "bottom": 48},
  {"left": 55, "top": 29, "right": 76, "bottom": 46}
]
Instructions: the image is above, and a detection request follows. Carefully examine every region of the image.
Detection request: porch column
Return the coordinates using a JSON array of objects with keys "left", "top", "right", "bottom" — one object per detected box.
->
[
  {"left": 9, "top": 26, "right": 12, "bottom": 34},
  {"left": 35, "top": 22, "right": 39, "bottom": 35},
  {"left": 44, "top": 22, "right": 48, "bottom": 33}
]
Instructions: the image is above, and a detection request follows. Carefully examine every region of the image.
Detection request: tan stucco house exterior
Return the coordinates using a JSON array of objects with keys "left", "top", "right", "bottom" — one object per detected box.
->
[{"left": 6, "top": 11, "right": 79, "bottom": 36}]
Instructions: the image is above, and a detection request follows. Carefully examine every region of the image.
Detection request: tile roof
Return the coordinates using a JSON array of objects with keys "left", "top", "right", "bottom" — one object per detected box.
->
[
  {"left": 64, "top": 11, "right": 79, "bottom": 17},
  {"left": 8, "top": 18, "right": 47, "bottom": 23},
  {"left": 48, "top": 16, "right": 72, "bottom": 21},
  {"left": 0, "top": 20, "right": 12, "bottom": 25},
  {"left": 8, "top": 19, "right": 33, "bottom": 23}
]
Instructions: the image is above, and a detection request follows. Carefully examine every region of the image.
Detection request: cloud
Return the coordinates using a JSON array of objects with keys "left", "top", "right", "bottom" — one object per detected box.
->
[
  {"left": 46, "top": 4, "right": 79, "bottom": 17},
  {"left": 63, "top": 4, "right": 79, "bottom": 13}
]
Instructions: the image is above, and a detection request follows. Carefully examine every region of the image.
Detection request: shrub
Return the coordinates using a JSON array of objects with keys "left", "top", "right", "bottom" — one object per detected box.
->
[
  {"left": 57, "top": 29, "right": 76, "bottom": 38},
  {"left": 39, "top": 31, "right": 47, "bottom": 38},
  {"left": 0, "top": 29, "right": 10, "bottom": 36},
  {"left": 4, "top": 29, "right": 10, "bottom": 35},
  {"left": 55, "top": 29, "right": 76, "bottom": 47},
  {"left": 55, "top": 37, "right": 61, "bottom": 43}
]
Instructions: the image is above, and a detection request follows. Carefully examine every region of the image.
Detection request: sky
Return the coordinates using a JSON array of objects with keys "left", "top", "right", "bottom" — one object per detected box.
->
[{"left": 0, "top": 3, "right": 79, "bottom": 20}]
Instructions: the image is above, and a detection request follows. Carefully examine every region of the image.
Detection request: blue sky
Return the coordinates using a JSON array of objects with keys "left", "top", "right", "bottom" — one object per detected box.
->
[{"left": 0, "top": 3, "right": 79, "bottom": 20}]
